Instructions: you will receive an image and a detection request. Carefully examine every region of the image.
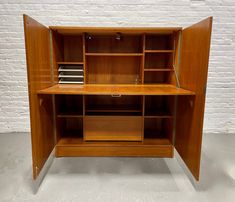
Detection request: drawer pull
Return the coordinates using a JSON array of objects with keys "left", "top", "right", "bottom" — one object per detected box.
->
[{"left": 111, "top": 94, "right": 121, "bottom": 98}]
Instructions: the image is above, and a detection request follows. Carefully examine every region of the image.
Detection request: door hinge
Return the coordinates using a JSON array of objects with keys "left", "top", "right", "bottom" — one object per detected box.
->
[{"left": 204, "top": 85, "right": 207, "bottom": 95}]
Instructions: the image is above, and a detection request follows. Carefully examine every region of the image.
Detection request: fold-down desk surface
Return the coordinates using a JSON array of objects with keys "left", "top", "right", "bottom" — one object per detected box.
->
[{"left": 37, "top": 84, "right": 195, "bottom": 95}]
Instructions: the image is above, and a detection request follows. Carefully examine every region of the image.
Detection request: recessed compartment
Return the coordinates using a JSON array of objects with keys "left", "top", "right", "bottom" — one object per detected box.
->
[
  {"left": 57, "top": 117, "right": 83, "bottom": 138},
  {"left": 86, "top": 34, "right": 142, "bottom": 53},
  {"left": 53, "top": 33, "right": 83, "bottom": 62},
  {"left": 144, "top": 96, "right": 174, "bottom": 117},
  {"left": 144, "top": 118, "right": 173, "bottom": 142},
  {"left": 144, "top": 71, "right": 174, "bottom": 84},
  {"left": 145, "top": 53, "right": 173, "bottom": 69},
  {"left": 84, "top": 116, "right": 143, "bottom": 141},
  {"left": 85, "top": 95, "right": 142, "bottom": 116},
  {"left": 86, "top": 56, "right": 141, "bottom": 84},
  {"left": 56, "top": 95, "right": 83, "bottom": 116},
  {"left": 145, "top": 34, "right": 174, "bottom": 50}
]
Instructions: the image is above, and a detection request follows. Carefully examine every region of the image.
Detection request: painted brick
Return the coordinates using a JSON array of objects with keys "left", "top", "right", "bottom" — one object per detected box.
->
[{"left": 0, "top": 0, "right": 234, "bottom": 133}]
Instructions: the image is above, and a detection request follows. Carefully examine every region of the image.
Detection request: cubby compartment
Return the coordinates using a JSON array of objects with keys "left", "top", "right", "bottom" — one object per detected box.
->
[
  {"left": 56, "top": 95, "right": 83, "bottom": 116},
  {"left": 144, "top": 118, "right": 173, "bottom": 141},
  {"left": 84, "top": 116, "right": 142, "bottom": 141},
  {"left": 53, "top": 33, "right": 83, "bottom": 62},
  {"left": 145, "top": 34, "right": 174, "bottom": 50},
  {"left": 144, "top": 96, "right": 174, "bottom": 117},
  {"left": 144, "top": 71, "right": 174, "bottom": 84},
  {"left": 145, "top": 53, "right": 173, "bottom": 69},
  {"left": 86, "top": 56, "right": 141, "bottom": 84},
  {"left": 86, "top": 34, "right": 142, "bottom": 53},
  {"left": 85, "top": 95, "right": 142, "bottom": 116},
  {"left": 57, "top": 117, "right": 83, "bottom": 138}
]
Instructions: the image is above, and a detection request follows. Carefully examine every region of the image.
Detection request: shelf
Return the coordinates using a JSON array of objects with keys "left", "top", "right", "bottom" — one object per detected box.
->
[
  {"left": 50, "top": 26, "right": 182, "bottom": 35},
  {"left": 57, "top": 114, "right": 83, "bottom": 118},
  {"left": 38, "top": 84, "right": 195, "bottom": 95},
  {"left": 145, "top": 108, "right": 173, "bottom": 118},
  {"left": 59, "top": 75, "right": 84, "bottom": 78},
  {"left": 57, "top": 62, "right": 84, "bottom": 65},
  {"left": 85, "top": 53, "right": 143, "bottom": 56},
  {"left": 57, "top": 137, "right": 171, "bottom": 147},
  {"left": 144, "top": 50, "right": 174, "bottom": 53},
  {"left": 85, "top": 108, "right": 142, "bottom": 116},
  {"left": 56, "top": 137, "right": 173, "bottom": 157},
  {"left": 59, "top": 81, "right": 84, "bottom": 84},
  {"left": 144, "top": 69, "right": 174, "bottom": 72},
  {"left": 59, "top": 68, "right": 83, "bottom": 72},
  {"left": 86, "top": 109, "right": 141, "bottom": 113}
]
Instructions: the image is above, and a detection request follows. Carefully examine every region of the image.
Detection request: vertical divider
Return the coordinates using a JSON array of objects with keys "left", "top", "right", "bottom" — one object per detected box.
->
[
  {"left": 82, "top": 95, "right": 85, "bottom": 141},
  {"left": 141, "top": 34, "right": 146, "bottom": 83},
  {"left": 82, "top": 33, "right": 86, "bottom": 84},
  {"left": 142, "top": 95, "right": 145, "bottom": 141},
  {"left": 172, "top": 31, "right": 181, "bottom": 87}
]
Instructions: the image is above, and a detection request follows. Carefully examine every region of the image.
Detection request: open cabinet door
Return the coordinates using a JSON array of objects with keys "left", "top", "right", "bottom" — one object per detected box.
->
[
  {"left": 175, "top": 17, "right": 212, "bottom": 180},
  {"left": 23, "top": 15, "right": 55, "bottom": 179}
]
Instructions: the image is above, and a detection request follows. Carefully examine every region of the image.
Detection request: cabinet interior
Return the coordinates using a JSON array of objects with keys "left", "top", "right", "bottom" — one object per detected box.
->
[{"left": 52, "top": 31, "right": 179, "bottom": 145}]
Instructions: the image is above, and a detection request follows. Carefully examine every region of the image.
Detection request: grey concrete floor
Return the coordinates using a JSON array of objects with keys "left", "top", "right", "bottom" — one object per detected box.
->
[{"left": 0, "top": 133, "right": 234, "bottom": 202}]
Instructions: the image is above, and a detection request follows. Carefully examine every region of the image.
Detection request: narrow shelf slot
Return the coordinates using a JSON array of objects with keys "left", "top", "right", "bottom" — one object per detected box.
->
[
  {"left": 86, "top": 53, "right": 143, "bottom": 56},
  {"left": 57, "top": 62, "right": 84, "bottom": 65},
  {"left": 59, "top": 68, "right": 83, "bottom": 72},
  {"left": 58, "top": 64, "right": 84, "bottom": 84},
  {"left": 144, "top": 50, "right": 174, "bottom": 53},
  {"left": 57, "top": 114, "right": 83, "bottom": 118},
  {"left": 144, "top": 69, "right": 174, "bottom": 72}
]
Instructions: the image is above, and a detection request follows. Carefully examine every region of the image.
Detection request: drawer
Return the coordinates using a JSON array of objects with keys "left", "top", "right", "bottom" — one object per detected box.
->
[{"left": 84, "top": 116, "right": 143, "bottom": 141}]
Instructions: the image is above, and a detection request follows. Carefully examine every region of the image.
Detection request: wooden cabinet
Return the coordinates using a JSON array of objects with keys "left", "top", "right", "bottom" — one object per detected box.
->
[{"left": 23, "top": 15, "right": 212, "bottom": 181}]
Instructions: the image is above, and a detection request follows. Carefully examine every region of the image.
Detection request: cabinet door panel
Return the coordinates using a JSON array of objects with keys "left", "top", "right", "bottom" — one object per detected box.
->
[
  {"left": 23, "top": 15, "right": 55, "bottom": 179},
  {"left": 175, "top": 17, "right": 212, "bottom": 180}
]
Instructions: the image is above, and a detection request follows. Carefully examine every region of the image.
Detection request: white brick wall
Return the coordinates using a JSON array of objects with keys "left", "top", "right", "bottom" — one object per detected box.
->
[{"left": 0, "top": 0, "right": 234, "bottom": 133}]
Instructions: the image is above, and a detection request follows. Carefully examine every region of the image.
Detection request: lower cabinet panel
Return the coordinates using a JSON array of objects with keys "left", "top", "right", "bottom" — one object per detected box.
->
[
  {"left": 84, "top": 116, "right": 143, "bottom": 141},
  {"left": 56, "top": 145, "right": 173, "bottom": 157}
]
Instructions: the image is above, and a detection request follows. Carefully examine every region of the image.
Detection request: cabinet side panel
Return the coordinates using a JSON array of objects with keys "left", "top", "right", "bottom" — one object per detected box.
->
[
  {"left": 23, "top": 15, "right": 55, "bottom": 179},
  {"left": 175, "top": 17, "right": 212, "bottom": 180}
]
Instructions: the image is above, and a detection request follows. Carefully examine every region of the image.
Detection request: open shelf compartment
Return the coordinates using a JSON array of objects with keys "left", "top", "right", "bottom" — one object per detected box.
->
[
  {"left": 145, "top": 34, "right": 174, "bottom": 51},
  {"left": 86, "top": 56, "right": 142, "bottom": 84},
  {"left": 144, "top": 95, "right": 174, "bottom": 117},
  {"left": 85, "top": 95, "right": 142, "bottom": 116},
  {"left": 53, "top": 33, "right": 83, "bottom": 62},
  {"left": 86, "top": 34, "right": 143, "bottom": 53},
  {"left": 55, "top": 95, "right": 83, "bottom": 116}
]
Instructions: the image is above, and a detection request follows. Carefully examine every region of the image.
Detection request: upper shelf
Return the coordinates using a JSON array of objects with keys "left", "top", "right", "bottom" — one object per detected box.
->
[
  {"left": 49, "top": 26, "right": 182, "bottom": 35},
  {"left": 85, "top": 53, "right": 143, "bottom": 56},
  {"left": 37, "top": 84, "right": 195, "bottom": 95},
  {"left": 144, "top": 50, "right": 174, "bottom": 53}
]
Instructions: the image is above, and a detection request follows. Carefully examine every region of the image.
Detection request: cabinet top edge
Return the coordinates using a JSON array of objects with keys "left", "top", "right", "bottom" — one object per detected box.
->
[{"left": 49, "top": 26, "right": 182, "bottom": 34}]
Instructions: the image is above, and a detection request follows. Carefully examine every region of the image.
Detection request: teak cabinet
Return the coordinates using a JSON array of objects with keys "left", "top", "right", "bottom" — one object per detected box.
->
[{"left": 23, "top": 14, "right": 212, "bottom": 181}]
